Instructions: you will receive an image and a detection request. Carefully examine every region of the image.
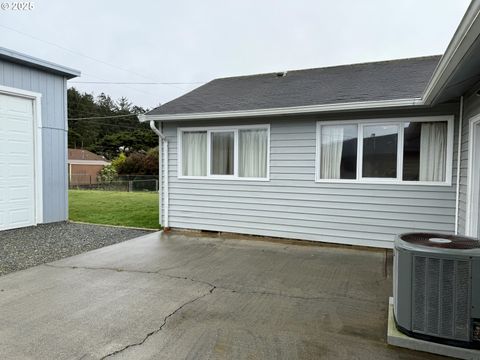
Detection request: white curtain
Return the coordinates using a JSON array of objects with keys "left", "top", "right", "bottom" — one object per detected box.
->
[
  {"left": 182, "top": 131, "right": 207, "bottom": 176},
  {"left": 211, "top": 132, "right": 234, "bottom": 175},
  {"left": 321, "top": 126, "right": 344, "bottom": 179},
  {"left": 419, "top": 122, "right": 447, "bottom": 182},
  {"left": 239, "top": 129, "right": 268, "bottom": 178}
]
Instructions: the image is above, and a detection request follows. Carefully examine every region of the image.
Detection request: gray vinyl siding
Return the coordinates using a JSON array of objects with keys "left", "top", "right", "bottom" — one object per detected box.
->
[
  {"left": 163, "top": 106, "right": 460, "bottom": 248},
  {"left": 0, "top": 59, "right": 68, "bottom": 223},
  {"left": 458, "top": 93, "right": 480, "bottom": 235}
]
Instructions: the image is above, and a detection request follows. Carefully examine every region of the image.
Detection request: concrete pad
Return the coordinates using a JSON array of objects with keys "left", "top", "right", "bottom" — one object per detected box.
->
[
  {"left": 387, "top": 298, "right": 480, "bottom": 360},
  {"left": 0, "top": 231, "right": 446, "bottom": 359}
]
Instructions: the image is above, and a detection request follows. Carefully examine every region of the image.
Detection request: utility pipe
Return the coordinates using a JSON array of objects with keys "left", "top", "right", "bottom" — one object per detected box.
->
[
  {"left": 149, "top": 120, "right": 169, "bottom": 229},
  {"left": 455, "top": 96, "right": 464, "bottom": 235}
]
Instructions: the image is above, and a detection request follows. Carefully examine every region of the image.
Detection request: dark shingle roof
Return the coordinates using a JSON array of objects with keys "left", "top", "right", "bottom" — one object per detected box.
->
[{"left": 148, "top": 56, "right": 441, "bottom": 116}]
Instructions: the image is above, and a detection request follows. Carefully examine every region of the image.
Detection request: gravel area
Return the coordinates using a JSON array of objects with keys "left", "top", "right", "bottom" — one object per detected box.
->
[{"left": 0, "top": 222, "right": 153, "bottom": 276}]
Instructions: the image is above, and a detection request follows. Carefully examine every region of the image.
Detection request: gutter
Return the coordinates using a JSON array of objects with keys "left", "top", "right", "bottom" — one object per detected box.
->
[
  {"left": 139, "top": 98, "right": 423, "bottom": 122},
  {"left": 146, "top": 119, "right": 169, "bottom": 229}
]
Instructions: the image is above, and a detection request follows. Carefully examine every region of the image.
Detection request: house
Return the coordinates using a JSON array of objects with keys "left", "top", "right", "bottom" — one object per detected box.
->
[
  {"left": 68, "top": 148, "right": 110, "bottom": 185},
  {"left": 0, "top": 48, "right": 80, "bottom": 231},
  {"left": 140, "top": 2, "right": 480, "bottom": 248}
]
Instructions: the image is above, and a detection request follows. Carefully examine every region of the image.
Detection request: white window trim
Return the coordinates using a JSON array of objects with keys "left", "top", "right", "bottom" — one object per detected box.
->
[
  {"left": 315, "top": 115, "right": 454, "bottom": 186},
  {"left": 177, "top": 124, "right": 270, "bottom": 181}
]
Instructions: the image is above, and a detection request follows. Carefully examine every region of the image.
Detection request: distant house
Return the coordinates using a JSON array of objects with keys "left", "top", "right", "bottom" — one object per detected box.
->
[
  {"left": 68, "top": 149, "right": 110, "bottom": 185},
  {"left": 0, "top": 47, "right": 79, "bottom": 231},
  {"left": 141, "top": 2, "right": 480, "bottom": 248}
]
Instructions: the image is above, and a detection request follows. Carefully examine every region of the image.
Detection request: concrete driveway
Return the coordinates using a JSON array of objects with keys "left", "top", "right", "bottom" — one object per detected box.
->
[{"left": 0, "top": 231, "right": 443, "bottom": 360}]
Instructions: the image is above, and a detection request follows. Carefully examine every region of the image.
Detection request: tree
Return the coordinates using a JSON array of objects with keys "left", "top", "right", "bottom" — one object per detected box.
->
[{"left": 67, "top": 88, "right": 156, "bottom": 159}]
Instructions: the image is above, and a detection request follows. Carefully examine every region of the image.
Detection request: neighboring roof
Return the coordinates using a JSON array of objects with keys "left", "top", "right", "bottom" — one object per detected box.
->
[
  {"left": 68, "top": 149, "right": 106, "bottom": 161},
  {"left": 146, "top": 56, "right": 440, "bottom": 119},
  {"left": 0, "top": 47, "right": 80, "bottom": 79}
]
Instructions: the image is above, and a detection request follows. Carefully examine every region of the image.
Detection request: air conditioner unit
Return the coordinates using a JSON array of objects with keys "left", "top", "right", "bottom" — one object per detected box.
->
[{"left": 393, "top": 232, "right": 480, "bottom": 349}]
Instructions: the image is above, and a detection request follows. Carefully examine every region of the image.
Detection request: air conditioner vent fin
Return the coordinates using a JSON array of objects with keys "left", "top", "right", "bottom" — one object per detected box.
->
[
  {"left": 439, "top": 260, "right": 454, "bottom": 337},
  {"left": 412, "top": 256, "right": 471, "bottom": 341},
  {"left": 454, "top": 261, "right": 470, "bottom": 339}
]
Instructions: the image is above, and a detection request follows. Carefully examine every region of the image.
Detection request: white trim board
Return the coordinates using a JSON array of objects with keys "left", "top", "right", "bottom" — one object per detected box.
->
[
  {"left": 466, "top": 113, "right": 480, "bottom": 237},
  {"left": 0, "top": 84, "right": 43, "bottom": 227},
  {"left": 314, "top": 115, "right": 454, "bottom": 186}
]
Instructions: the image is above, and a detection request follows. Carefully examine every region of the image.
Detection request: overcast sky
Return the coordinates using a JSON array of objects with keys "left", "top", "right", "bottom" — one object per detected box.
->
[{"left": 0, "top": 0, "right": 472, "bottom": 110}]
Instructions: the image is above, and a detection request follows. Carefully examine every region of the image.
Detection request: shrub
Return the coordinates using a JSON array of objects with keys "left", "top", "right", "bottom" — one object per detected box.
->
[
  {"left": 115, "top": 148, "right": 159, "bottom": 175},
  {"left": 98, "top": 165, "right": 118, "bottom": 182},
  {"left": 111, "top": 152, "right": 126, "bottom": 171}
]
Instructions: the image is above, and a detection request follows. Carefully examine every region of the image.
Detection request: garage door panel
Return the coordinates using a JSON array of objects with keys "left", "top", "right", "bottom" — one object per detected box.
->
[
  {"left": 7, "top": 163, "right": 32, "bottom": 178},
  {"left": 8, "top": 208, "right": 32, "bottom": 227},
  {"left": 8, "top": 186, "right": 32, "bottom": 200},
  {"left": 8, "top": 141, "right": 31, "bottom": 156},
  {"left": 0, "top": 94, "right": 32, "bottom": 113},
  {"left": 0, "top": 93, "right": 35, "bottom": 231}
]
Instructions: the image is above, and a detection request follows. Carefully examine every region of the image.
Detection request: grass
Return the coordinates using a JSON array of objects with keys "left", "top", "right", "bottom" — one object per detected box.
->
[{"left": 69, "top": 190, "right": 160, "bottom": 229}]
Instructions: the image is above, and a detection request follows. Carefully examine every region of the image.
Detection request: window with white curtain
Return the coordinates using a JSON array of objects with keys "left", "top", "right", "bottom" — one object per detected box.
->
[
  {"left": 182, "top": 131, "right": 207, "bottom": 176},
  {"left": 179, "top": 125, "right": 269, "bottom": 180},
  {"left": 239, "top": 129, "right": 268, "bottom": 178},
  {"left": 317, "top": 117, "right": 452, "bottom": 184},
  {"left": 403, "top": 121, "right": 448, "bottom": 182},
  {"left": 319, "top": 124, "right": 357, "bottom": 179}
]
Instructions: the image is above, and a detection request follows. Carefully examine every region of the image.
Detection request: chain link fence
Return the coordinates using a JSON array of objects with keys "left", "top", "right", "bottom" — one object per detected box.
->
[{"left": 69, "top": 174, "right": 159, "bottom": 192}]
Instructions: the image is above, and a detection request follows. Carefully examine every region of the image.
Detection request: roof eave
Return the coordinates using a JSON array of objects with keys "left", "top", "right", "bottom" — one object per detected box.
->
[
  {"left": 138, "top": 98, "right": 424, "bottom": 122},
  {"left": 0, "top": 47, "right": 81, "bottom": 79},
  {"left": 422, "top": 1, "right": 480, "bottom": 105}
]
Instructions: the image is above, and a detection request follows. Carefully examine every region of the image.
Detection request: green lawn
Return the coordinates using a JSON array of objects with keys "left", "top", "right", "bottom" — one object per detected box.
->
[{"left": 69, "top": 190, "right": 160, "bottom": 229}]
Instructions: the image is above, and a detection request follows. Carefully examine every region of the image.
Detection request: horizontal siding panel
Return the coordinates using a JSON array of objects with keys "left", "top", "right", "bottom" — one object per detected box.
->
[
  {"left": 169, "top": 194, "right": 455, "bottom": 215},
  {"left": 168, "top": 183, "right": 455, "bottom": 200},
  {"left": 170, "top": 216, "right": 393, "bottom": 242},
  {"left": 271, "top": 146, "right": 315, "bottom": 154},
  {"left": 271, "top": 139, "right": 316, "bottom": 147},
  {"left": 168, "top": 188, "right": 454, "bottom": 207},
  {"left": 170, "top": 205, "right": 453, "bottom": 229},
  {"left": 270, "top": 166, "right": 314, "bottom": 174},
  {"left": 271, "top": 160, "right": 319, "bottom": 167},
  {"left": 271, "top": 153, "right": 316, "bottom": 160},
  {"left": 169, "top": 200, "right": 454, "bottom": 223},
  {"left": 169, "top": 211, "right": 439, "bottom": 238}
]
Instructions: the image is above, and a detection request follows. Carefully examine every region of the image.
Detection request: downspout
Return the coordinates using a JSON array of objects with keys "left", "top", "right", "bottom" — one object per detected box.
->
[
  {"left": 455, "top": 96, "right": 464, "bottom": 235},
  {"left": 149, "top": 120, "right": 169, "bottom": 229}
]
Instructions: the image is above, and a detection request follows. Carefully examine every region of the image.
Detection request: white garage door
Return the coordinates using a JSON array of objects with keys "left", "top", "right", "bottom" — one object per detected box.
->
[{"left": 0, "top": 93, "right": 36, "bottom": 230}]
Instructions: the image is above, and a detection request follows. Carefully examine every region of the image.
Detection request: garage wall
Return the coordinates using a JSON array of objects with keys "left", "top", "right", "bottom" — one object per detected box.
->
[
  {"left": 162, "top": 104, "right": 460, "bottom": 248},
  {"left": 0, "top": 59, "right": 68, "bottom": 223}
]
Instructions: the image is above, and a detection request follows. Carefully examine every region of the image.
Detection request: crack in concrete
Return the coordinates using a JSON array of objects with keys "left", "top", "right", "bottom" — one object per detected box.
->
[
  {"left": 44, "top": 263, "right": 158, "bottom": 274},
  {"left": 44, "top": 263, "right": 380, "bottom": 304},
  {"left": 100, "top": 285, "right": 216, "bottom": 359},
  {"left": 44, "top": 264, "right": 217, "bottom": 288}
]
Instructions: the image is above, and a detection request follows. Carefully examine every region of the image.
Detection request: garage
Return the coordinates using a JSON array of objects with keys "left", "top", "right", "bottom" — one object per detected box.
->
[
  {"left": 0, "top": 47, "right": 79, "bottom": 231},
  {"left": 0, "top": 94, "right": 36, "bottom": 230}
]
